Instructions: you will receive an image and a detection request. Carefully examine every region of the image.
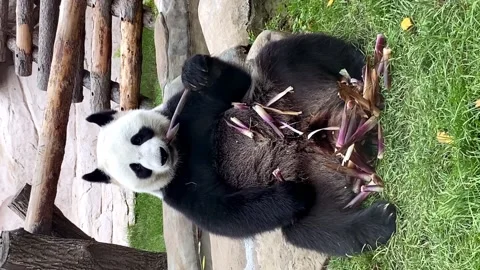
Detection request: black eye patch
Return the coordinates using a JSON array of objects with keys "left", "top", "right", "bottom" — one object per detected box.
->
[
  {"left": 129, "top": 163, "right": 153, "bottom": 179},
  {"left": 130, "top": 126, "right": 155, "bottom": 146}
]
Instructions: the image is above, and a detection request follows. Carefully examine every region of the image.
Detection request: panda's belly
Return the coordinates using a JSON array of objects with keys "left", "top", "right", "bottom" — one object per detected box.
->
[{"left": 214, "top": 119, "right": 303, "bottom": 189}]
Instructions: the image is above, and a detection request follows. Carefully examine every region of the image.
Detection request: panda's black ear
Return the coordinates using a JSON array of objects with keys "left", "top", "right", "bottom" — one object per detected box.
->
[
  {"left": 82, "top": 168, "right": 111, "bottom": 184},
  {"left": 86, "top": 110, "right": 117, "bottom": 127}
]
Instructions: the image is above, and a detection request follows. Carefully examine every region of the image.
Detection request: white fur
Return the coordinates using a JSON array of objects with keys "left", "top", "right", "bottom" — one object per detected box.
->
[{"left": 96, "top": 109, "right": 178, "bottom": 194}]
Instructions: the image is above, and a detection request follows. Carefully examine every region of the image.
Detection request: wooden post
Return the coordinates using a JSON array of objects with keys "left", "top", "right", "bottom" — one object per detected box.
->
[
  {"left": 6, "top": 37, "right": 153, "bottom": 108},
  {"left": 0, "top": 229, "right": 168, "bottom": 270},
  {"left": 72, "top": 7, "right": 86, "bottom": 103},
  {"left": 119, "top": 0, "right": 143, "bottom": 111},
  {"left": 24, "top": 0, "right": 87, "bottom": 235},
  {"left": 86, "top": 0, "right": 155, "bottom": 29},
  {"left": 37, "top": 0, "right": 61, "bottom": 91},
  {"left": 0, "top": 0, "right": 8, "bottom": 62},
  {"left": 8, "top": 184, "right": 93, "bottom": 240},
  {"left": 90, "top": 0, "right": 113, "bottom": 112},
  {"left": 15, "top": 0, "right": 34, "bottom": 76}
]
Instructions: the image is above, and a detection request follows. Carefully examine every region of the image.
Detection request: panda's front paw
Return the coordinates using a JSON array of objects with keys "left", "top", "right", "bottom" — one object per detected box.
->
[{"left": 182, "top": 54, "right": 217, "bottom": 91}]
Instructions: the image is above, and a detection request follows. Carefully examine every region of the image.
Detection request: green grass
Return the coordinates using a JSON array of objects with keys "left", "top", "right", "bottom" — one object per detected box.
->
[{"left": 265, "top": 0, "right": 480, "bottom": 269}]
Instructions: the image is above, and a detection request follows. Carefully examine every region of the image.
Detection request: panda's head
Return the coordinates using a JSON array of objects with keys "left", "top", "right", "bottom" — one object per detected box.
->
[{"left": 81, "top": 107, "right": 177, "bottom": 196}]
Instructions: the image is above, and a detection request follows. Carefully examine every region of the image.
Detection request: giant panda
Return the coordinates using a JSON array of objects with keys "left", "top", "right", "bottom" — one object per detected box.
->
[{"left": 82, "top": 32, "right": 397, "bottom": 257}]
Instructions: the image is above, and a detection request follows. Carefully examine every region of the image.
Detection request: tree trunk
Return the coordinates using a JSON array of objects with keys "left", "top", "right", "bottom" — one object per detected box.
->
[
  {"left": 90, "top": 0, "right": 113, "bottom": 112},
  {"left": 119, "top": 0, "right": 143, "bottom": 111},
  {"left": 24, "top": 0, "right": 87, "bottom": 236},
  {"left": 15, "top": 0, "right": 34, "bottom": 76},
  {"left": 0, "top": 229, "right": 168, "bottom": 270},
  {"left": 8, "top": 184, "right": 93, "bottom": 240},
  {"left": 0, "top": 0, "right": 8, "bottom": 62},
  {"left": 86, "top": 0, "right": 155, "bottom": 29},
  {"left": 37, "top": 0, "right": 61, "bottom": 91}
]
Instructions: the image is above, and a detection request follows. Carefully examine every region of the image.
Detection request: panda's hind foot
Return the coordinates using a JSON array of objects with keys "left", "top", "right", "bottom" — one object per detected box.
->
[{"left": 352, "top": 201, "right": 397, "bottom": 250}]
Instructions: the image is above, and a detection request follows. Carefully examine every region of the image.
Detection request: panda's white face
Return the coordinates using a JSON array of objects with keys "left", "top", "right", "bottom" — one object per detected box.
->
[{"left": 82, "top": 107, "right": 178, "bottom": 196}]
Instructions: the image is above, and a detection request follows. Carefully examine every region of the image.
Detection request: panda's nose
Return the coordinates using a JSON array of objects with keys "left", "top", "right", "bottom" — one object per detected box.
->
[{"left": 160, "top": 147, "right": 169, "bottom": 166}]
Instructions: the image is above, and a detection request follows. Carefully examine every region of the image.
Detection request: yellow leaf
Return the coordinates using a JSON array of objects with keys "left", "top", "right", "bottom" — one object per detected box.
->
[
  {"left": 437, "top": 131, "right": 453, "bottom": 144},
  {"left": 327, "top": 0, "right": 334, "bottom": 7},
  {"left": 475, "top": 99, "right": 480, "bottom": 108},
  {"left": 401, "top": 17, "right": 414, "bottom": 31}
]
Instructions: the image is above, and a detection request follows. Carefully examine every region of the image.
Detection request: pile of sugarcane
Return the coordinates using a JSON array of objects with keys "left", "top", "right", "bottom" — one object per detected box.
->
[{"left": 166, "top": 34, "right": 392, "bottom": 209}]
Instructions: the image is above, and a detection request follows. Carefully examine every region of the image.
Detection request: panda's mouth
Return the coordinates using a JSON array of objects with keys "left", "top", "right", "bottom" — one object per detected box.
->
[{"left": 160, "top": 147, "right": 169, "bottom": 166}]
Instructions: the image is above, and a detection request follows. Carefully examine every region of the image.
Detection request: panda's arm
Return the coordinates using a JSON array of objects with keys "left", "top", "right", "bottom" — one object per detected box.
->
[
  {"left": 181, "top": 54, "right": 252, "bottom": 109},
  {"left": 163, "top": 175, "right": 316, "bottom": 238}
]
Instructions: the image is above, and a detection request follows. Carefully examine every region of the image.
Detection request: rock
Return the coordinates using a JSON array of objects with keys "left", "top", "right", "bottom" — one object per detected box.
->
[
  {"left": 246, "top": 30, "right": 291, "bottom": 61},
  {"left": 197, "top": 0, "right": 284, "bottom": 55},
  {"left": 154, "top": 0, "right": 209, "bottom": 90}
]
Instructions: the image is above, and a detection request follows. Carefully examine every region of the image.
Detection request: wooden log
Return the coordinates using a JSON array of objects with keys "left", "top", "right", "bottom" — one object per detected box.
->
[
  {"left": 0, "top": 0, "right": 8, "bottom": 62},
  {"left": 37, "top": 0, "right": 60, "bottom": 91},
  {"left": 90, "top": 0, "right": 113, "bottom": 112},
  {"left": 8, "top": 184, "right": 92, "bottom": 240},
  {"left": 86, "top": 0, "right": 155, "bottom": 29},
  {"left": 119, "top": 0, "right": 143, "bottom": 111},
  {"left": 24, "top": 0, "right": 87, "bottom": 235},
  {"left": 0, "top": 228, "right": 168, "bottom": 270},
  {"left": 15, "top": 0, "right": 34, "bottom": 76},
  {"left": 6, "top": 38, "right": 153, "bottom": 109},
  {"left": 72, "top": 7, "right": 86, "bottom": 103}
]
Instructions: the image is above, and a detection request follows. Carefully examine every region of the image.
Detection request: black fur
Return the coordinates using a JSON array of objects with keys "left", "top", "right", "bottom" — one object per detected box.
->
[
  {"left": 82, "top": 168, "right": 111, "bottom": 183},
  {"left": 86, "top": 110, "right": 117, "bottom": 126},
  {"left": 161, "top": 33, "right": 396, "bottom": 257}
]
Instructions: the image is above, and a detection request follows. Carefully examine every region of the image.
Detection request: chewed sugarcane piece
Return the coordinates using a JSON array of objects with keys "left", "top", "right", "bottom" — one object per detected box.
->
[
  {"left": 342, "top": 143, "right": 355, "bottom": 166},
  {"left": 375, "top": 34, "right": 386, "bottom": 69},
  {"left": 349, "top": 150, "right": 375, "bottom": 174},
  {"left": 266, "top": 86, "right": 294, "bottom": 106},
  {"left": 361, "top": 185, "right": 384, "bottom": 193},
  {"left": 324, "top": 162, "right": 376, "bottom": 183},
  {"left": 339, "top": 69, "right": 352, "bottom": 81},
  {"left": 345, "top": 105, "right": 360, "bottom": 142},
  {"left": 232, "top": 102, "right": 249, "bottom": 110},
  {"left": 260, "top": 105, "right": 302, "bottom": 116},
  {"left": 307, "top": 126, "right": 340, "bottom": 140},
  {"left": 362, "top": 59, "right": 374, "bottom": 104},
  {"left": 336, "top": 115, "right": 379, "bottom": 154},
  {"left": 352, "top": 178, "right": 362, "bottom": 194},
  {"left": 344, "top": 191, "right": 370, "bottom": 209},
  {"left": 166, "top": 89, "right": 191, "bottom": 143},
  {"left": 272, "top": 168, "right": 285, "bottom": 181},
  {"left": 383, "top": 48, "right": 392, "bottom": 90},
  {"left": 225, "top": 120, "right": 254, "bottom": 139},
  {"left": 336, "top": 100, "right": 355, "bottom": 148},
  {"left": 252, "top": 105, "right": 284, "bottom": 138},
  {"left": 230, "top": 117, "right": 249, "bottom": 129},
  {"left": 338, "top": 82, "right": 381, "bottom": 117},
  {"left": 280, "top": 121, "right": 304, "bottom": 135},
  {"left": 377, "top": 124, "right": 385, "bottom": 159}
]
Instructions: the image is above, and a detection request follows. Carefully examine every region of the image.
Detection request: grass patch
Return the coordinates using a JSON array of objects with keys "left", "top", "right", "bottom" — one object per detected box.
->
[
  {"left": 266, "top": 0, "right": 480, "bottom": 269},
  {"left": 128, "top": 24, "right": 166, "bottom": 251}
]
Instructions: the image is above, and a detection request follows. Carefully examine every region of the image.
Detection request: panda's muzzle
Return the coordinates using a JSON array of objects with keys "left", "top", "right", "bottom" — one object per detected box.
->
[{"left": 160, "top": 147, "right": 169, "bottom": 166}]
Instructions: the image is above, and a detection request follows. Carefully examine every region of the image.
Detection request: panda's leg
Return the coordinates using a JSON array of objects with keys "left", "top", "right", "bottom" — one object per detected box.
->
[
  {"left": 256, "top": 33, "right": 365, "bottom": 84},
  {"left": 281, "top": 201, "right": 397, "bottom": 257},
  {"left": 181, "top": 54, "right": 252, "bottom": 105}
]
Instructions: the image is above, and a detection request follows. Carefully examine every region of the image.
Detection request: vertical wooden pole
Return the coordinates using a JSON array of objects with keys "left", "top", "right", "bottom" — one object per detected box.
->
[
  {"left": 119, "top": 0, "right": 143, "bottom": 111},
  {"left": 72, "top": 8, "right": 86, "bottom": 103},
  {"left": 24, "top": 0, "right": 87, "bottom": 235},
  {"left": 90, "top": 0, "right": 113, "bottom": 112},
  {"left": 0, "top": 0, "right": 8, "bottom": 62},
  {"left": 37, "top": 0, "right": 61, "bottom": 91},
  {"left": 15, "top": 0, "right": 34, "bottom": 76}
]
